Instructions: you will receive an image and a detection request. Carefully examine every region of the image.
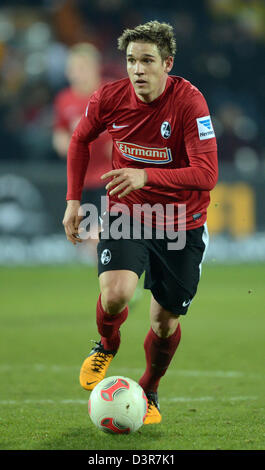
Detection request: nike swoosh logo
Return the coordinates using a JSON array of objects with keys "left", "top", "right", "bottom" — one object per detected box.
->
[
  {"left": 182, "top": 299, "right": 191, "bottom": 307},
  {"left": 86, "top": 381, "right": 97, "bottom": 386},
  {"left": 112, "top": 123, "right": 129, "bottom": 129}
]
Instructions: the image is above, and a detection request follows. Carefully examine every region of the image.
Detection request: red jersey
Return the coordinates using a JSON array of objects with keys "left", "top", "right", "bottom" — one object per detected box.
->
[
  {"left": 67, "top": 76, "right": 218, "bottom": 230},
  {"left": 53, "top": 87, "right": 112, "bottom": 189}
]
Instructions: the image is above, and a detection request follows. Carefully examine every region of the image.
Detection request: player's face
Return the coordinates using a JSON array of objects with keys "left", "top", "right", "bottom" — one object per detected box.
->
[{"left": 126, "top": 42, "right": 173, "bottom": 103}]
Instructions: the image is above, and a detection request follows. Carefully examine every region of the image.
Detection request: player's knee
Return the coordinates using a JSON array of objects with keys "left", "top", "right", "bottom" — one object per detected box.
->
[
  {"left": 152, "top": 321, "right": 179, "bottom": 338},
  {"left": 101, "top": 286, "right": 131, "bottom": 314},
  {"left": 151, "top": 305, "right": 179, "bottom": 338}
]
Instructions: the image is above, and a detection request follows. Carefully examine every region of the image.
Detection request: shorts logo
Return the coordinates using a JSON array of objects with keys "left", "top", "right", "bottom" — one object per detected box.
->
[
  {"left": 101, "top": 249, "right": 111, "bottom": 265},
  {"left": 161, "top": 121, "right": 171, "bottom": 139},
  {"left": 182, "top": 299, "right": 191, "bottom": 307},
  {"left": 116, "top": 141, "right": 172, "bottom": 164},
  {"left": 196, "top": 115, "right": 215, "bottom": 140}
]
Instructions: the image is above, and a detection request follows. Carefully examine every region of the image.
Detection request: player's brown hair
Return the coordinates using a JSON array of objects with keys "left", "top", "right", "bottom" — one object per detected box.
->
[{"left": 117, "top": 20, "right": 177, "bottom": 61}]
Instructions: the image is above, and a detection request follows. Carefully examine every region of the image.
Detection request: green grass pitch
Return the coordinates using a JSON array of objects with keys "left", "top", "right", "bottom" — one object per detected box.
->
[{"left": 0, "top": 263, "right": 264, "bottom": 450}]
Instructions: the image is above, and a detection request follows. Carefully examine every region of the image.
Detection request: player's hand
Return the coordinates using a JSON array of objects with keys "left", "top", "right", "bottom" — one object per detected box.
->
[
  {"left": 101, "top": 168, "right": 148, "bottom": 198},
  {"left": 62, "top": 200, "right": 84, "bottom": 245}
]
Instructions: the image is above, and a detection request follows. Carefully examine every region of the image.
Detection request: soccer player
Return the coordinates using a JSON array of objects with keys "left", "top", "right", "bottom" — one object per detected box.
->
[
  {"left": 62, "top": 21, "right": 218, "bottom": 425},
  {"left": 53, "top": 43, "right": 112, "bottom": 257}
]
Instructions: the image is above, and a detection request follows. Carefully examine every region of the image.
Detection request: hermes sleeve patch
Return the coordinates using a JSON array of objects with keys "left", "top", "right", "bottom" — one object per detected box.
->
[{"left": 196, "top": 115, "right": 215, "bottom": 140}]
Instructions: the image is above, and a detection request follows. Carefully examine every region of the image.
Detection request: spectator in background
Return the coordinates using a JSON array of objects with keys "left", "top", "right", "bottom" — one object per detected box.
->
[{"left": 53, "top": 43, "right": 112, "bottom": 261}]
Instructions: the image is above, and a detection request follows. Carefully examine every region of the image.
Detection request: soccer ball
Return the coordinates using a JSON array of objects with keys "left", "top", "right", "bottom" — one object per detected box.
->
[{"left": 88, "top": 376, "right": 148, "bottom": 434}]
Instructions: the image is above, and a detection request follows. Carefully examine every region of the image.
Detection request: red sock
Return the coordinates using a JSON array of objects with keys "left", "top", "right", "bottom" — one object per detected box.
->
[
  {"left": 139, "top": 324, "right": 181, "bottom": 393},
  {"left": 96, "top": 294, "right": 128, "bottom": 351}
]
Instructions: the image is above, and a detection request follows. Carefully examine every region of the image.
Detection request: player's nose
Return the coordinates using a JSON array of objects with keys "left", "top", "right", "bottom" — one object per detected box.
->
[{"left": 134, "top": 61, "right": 145, "bottom": 75}]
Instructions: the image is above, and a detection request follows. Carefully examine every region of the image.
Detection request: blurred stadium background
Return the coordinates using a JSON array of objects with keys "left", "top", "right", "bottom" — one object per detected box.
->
[{"left": 0, "top": 0, "right": 264, "bottom": 265}]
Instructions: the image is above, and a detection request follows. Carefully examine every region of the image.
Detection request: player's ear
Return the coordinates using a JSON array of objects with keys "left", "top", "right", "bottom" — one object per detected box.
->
[{"left": 164, "top": 56, "right": 174, "bottom": 73}]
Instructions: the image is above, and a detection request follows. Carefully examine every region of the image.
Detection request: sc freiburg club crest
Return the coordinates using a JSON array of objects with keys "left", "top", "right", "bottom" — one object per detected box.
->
[
  {"left": 161, "top": 121, "right": 171, "bottom": 139},
  {"left": 101, "top": 249, "right": 111, "bottom": 265}
]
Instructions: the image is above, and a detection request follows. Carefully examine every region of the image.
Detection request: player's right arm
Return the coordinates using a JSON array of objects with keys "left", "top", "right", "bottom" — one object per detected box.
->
[{"left": 62, "top": 200, "right": 83, "bottom": 245}]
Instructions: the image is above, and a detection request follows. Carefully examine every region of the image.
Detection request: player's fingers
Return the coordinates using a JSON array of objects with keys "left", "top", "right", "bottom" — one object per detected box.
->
[
  {"left": 74, "top": 215, "right": 84, "bottom": 231},
  {"left": 65, "top": 230, "right": 77, "bottom": 244},
  {"left": 73, "top": 234, "right": 83, "bottom": 243},
  {"left": 101, "top": 169, "right": 122, "bottom": 180},
  {"left": 67, "top": 233, "right": 83, "bottom": 244},
  {"left": 66, "top": 235, "right": 77, "bottom": 245},
  {"left": 64, "top": 222, "right": 82, "bottom": 244},
  {"left": 106, "top": 175, "right": 125, "bottom": 190},
  {"left": 117, "top": 185, "right": 133, "bottom": 199},
  {"left": 63, "top": 219, "right": 74, "bottom": 235},
  {"left": 109, "top": 180, "right": 129, "bottom": 196},
  {"left": 64, "top": 224, "right": 76, "bottom": 242}
]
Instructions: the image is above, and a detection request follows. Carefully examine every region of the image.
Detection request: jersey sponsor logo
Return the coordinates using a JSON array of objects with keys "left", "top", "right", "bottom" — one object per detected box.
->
[
  {"left": 196, "top": 115, "right": 215, "bottom": 140},
  {"left": 116, "top": 141, "right": 172, "bottom": 164},
  {"left": 161, "top": 121, "right": 171, "bottom": 139}
]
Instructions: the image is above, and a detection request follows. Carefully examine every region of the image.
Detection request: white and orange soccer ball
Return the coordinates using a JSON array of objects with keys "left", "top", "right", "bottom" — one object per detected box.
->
[{"left": 88, "top": 376, "right": 148, "bottom": 434}]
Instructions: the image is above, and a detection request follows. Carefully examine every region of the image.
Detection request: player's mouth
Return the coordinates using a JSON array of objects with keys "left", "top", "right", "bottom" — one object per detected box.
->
[{"left": 135, "top": 79, "right": 147, "bottom": 86}]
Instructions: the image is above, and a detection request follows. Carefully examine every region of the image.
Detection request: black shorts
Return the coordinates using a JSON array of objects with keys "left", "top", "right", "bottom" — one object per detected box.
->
[{"left": 97, "top": 214, "right": 209, "bottom": 316}]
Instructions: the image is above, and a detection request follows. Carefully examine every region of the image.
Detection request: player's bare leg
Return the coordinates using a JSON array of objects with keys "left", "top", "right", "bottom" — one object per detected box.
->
[
  {"left": 79, "top": 270, "right": 138, "bottom": 390},
  {"left": 150, "top": 295, "right": 180, "bottom": 338},
  {"left": 99, "top": 269, "right": 138, "bottom": 314},
  {"left": 140, "top": 295, "right": 181, "bottom": 424}
]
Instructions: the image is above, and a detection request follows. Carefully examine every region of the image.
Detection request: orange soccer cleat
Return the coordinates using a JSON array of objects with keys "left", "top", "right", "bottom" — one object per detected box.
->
[
  {"left": 144, "top": 392, "right": 162, "bottom": 425},
  {"left": 79, "top": 341, "right": 117, "bottom": 391}
]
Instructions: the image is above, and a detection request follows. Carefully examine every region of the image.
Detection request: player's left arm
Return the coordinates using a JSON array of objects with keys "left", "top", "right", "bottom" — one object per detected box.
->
[
  {"left": 143, "top": 90, "right": 218, "bottom": 192},
  {"left": 143, "top": 149, "right": 218, "bottom": 191}
]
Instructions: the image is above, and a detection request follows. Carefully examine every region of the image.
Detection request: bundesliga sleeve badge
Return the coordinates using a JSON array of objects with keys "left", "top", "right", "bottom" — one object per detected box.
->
[{"left": 196, "top": 115, "right": 215, "bottom": 140}]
